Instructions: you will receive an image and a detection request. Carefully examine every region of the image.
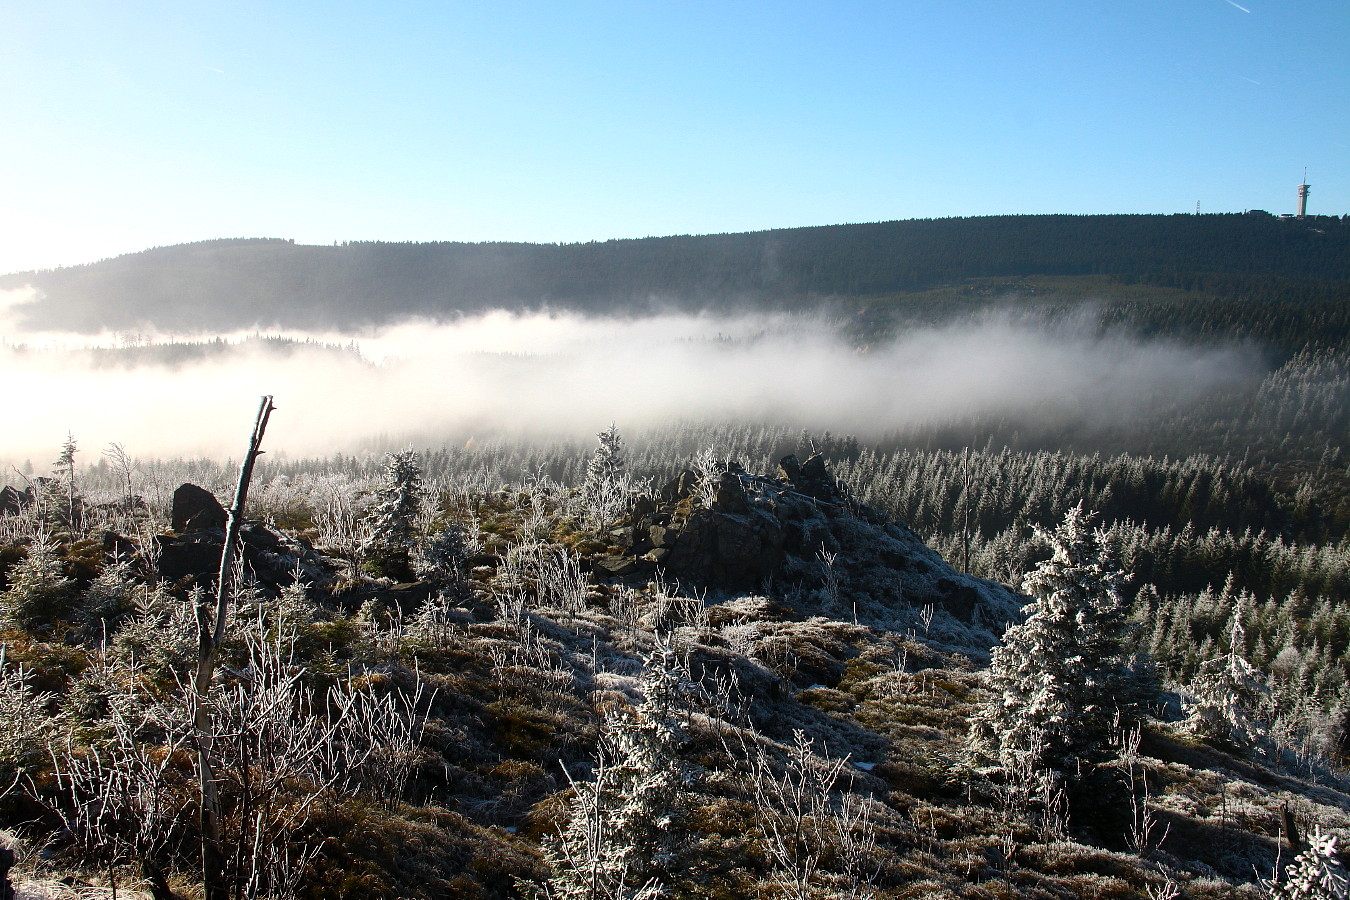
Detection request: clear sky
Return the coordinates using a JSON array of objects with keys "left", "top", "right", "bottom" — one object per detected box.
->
[{"left": 2, "top": 0, "right": 1347, "bottom": 275}]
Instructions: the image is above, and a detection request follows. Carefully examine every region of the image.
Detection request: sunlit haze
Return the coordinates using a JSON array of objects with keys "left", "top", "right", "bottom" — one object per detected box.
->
[{"left": 0, "top": 310, "right": 1261, "bottom": 465}]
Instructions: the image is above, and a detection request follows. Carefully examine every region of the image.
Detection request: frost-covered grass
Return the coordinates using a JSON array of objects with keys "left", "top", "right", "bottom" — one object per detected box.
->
[{"left": 1, "top": 444, "right": 1349, "bottom": 899}]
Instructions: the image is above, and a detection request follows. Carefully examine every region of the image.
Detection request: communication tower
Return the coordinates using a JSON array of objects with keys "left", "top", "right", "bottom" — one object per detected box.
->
[{"left": 1297, "top": 169, "right": 1310, "bottom": 218}]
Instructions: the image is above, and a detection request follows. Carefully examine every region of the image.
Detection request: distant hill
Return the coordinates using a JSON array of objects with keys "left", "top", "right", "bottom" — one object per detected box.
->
[{"left": 4, "top": 213, "right": 1350, "bottom": 332}]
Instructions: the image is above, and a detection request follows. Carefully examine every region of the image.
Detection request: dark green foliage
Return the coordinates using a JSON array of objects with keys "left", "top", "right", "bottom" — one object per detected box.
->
[
  {"left": 8, "top": 214, "right": 1348, "bottom": 332},
  {"left": 0, "top": 534, "right": 77, "bottom": 630}
]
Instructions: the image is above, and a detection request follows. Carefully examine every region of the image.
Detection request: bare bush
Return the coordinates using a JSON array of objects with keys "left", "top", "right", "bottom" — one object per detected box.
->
[
  {"left": 1114, "top": 722, "right": 1170, "bottom": 858},
  {"left": 0, "top": 648, "right": 53, "bottom": 793},
  {"left": 743, "top": 730, "right": 881, "bottom": 900}
]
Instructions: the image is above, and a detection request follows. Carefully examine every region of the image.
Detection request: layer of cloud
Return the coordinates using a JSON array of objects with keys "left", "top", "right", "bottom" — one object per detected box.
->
[
  {"left": 0, "top": 287, "right": 41, "bottom": 337},
  {"left": 1, "top": 309, "right": 1262, "bottom": 466}
]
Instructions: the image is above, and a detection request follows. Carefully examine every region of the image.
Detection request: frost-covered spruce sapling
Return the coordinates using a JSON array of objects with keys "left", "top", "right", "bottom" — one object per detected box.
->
[
  {"left": 1264, "top": 827, "right": 1350, "bottom": 899},
  {"left": 523, "top": 645, "right": 694, "bottom": 900},
  {"left": 49, "top": 432, "right": 83, "bottom": 528},
  {"left": 969, "top": 503, "right": 1138, "bottom": 782},
  {"left": 412, "top": 522, "right": 473, "bottom": 587},
  {"left": 580, "top": 423, "right": 633, "bottom": 530},
  {"left": 71, "top": 553, "right": 141, "bottom": 640},
  {"left": 1186, "top": 602, "right": 1272, "bottom": 752},
  {"left": 364, "top": 448, "right": 423, "bottom": 581},
  {"left": 0, "top": 531, "right": 76, "bottom": 630},
  {"left": 586, "top": 423, "right": 625, "bottom": 487},
  {"left": 0, "top": 646, "right": 54, "bottom": 790}
]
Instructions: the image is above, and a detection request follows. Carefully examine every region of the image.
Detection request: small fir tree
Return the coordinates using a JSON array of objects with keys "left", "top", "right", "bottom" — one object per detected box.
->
[
  {"left": 364, "top": 448, "right": 423, "bottom": 580},
  {"left": 580, "top": 424, "right": 634, "bottom": 530},
  {"left": 72, "top": 553, "right": 141, "bottom": 640},
  {"left": 0, "top": 646, "right": 54, "bottom": 787},
  {"left": 412, "top": 524, "right": 472, "bottom": 586},
  {"left": 0, "top": 532, "right": 76, "bottom": 630},
  {"left": 1186, "top": 601, "right": 1272, "bottom": 751},
  {"left": 969, "top": 503, "right": 1137, "bottom": 780},
  {"left": 49, "top": 432, "right": 82, "bottom": 527},
  {"left": 585, "top": 424, "right": 625, "bottom": 489},
  {"left": 526, "top": 646, "right": 693, "bottom": 900},
  {"left": 1265, "top": 827, "right": 1350, "bottom": 900}
]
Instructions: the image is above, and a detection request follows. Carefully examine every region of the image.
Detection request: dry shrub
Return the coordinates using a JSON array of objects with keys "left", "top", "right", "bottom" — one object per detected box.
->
[{"left": 888, "top": 878, "right": 962, "bottom": 899}]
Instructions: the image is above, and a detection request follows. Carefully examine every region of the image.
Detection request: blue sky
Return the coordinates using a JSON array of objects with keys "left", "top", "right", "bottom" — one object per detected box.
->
[{"left": 2, "top": 0, "right": 1347, "bottom": 274}]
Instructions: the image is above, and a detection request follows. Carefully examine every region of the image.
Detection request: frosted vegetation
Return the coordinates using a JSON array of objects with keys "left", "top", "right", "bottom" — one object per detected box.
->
[{"left": 1, "top": 414, "right": 1349, "bottom": 899}]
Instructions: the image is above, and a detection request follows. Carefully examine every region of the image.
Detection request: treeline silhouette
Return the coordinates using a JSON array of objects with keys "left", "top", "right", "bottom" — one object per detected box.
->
[{"left": 5, "top": 213, "right": 1348, "bottom": 331}]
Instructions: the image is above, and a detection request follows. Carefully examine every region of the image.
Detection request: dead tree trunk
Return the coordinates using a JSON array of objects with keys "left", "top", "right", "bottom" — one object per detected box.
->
[
  {"left": 193, "top": 396, "right": 275, "bottom": 900},
  {"left": 1282, "top": 803, "right": 1304, "bottom": 853}
]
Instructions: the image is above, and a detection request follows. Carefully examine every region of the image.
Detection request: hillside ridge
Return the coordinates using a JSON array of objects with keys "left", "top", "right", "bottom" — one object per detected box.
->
[{"left": 5, "top": 213, "right": 1348, "bottom": 332}]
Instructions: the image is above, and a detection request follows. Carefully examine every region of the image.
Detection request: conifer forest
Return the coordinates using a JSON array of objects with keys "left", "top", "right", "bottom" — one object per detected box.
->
[{"left": 3, "top": 214, "right": 1350, "bottom": 899}]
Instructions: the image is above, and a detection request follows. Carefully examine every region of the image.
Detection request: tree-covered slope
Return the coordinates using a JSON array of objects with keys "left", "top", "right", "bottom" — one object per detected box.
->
[{"left": 5, "top": 213, "right": 1349, "bottom": 332}]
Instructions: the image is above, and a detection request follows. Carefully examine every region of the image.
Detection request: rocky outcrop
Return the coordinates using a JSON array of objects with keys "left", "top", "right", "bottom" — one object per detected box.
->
[
  {"left": 171, "top": 483, "right": 228, "bottom": 531},
  {"left": 0, "top": 485, "right": 29, "bottom": 516},
  {"left": 604, "top": 455, "right": 1024, "bottom": 639},
  {"left": 157, "top": 485, "right": 338, "bottom": 593}
]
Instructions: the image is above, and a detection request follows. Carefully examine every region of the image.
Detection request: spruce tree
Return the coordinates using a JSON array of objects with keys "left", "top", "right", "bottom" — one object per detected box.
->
[
  {"left": 969, "top": 503, "right": 1136, "bottom": 780},
  {"left": 580, "top": 424, "right": 633, "bottom": 530},
  {"left": 585, "top": 424, "right": 625, "bottom": 489},
  {"left": 1186, "top": 601, "right": 1272, "bottom": 751},
  {"left": 49, "top": 433, "right": 82, "bottom": 528},
  {"left": 1265, "top": 827, "right": 1350, "bottom": 900},
  {"left": 364, "top": 448, "right": 423, "bottom": 581},
  {"left": 0, "top": 532, "right": 76, "bottom": 630},
  {"left": 526, "top": 646, "right": 692, "bottom": 900}
]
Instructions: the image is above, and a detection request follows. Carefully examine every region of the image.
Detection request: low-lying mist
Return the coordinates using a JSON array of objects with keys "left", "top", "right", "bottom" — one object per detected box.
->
[{"left": 3, "top": 308, "right": 1264, "bottom": 468}]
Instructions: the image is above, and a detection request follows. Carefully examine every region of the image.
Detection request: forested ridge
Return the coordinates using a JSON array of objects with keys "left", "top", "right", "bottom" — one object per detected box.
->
[{"left": 5, "top": 212, "right": 1349, "bottom": 331}]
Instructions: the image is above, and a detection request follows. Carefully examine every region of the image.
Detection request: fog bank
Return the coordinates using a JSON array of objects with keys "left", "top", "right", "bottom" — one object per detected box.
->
[{"left": 2, "top": 309, "right": 1262, "bottom": 466}]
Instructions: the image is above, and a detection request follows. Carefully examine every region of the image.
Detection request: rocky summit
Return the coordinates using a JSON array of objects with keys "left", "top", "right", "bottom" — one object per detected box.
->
[{"left": 595, "top": 454, "right": 1024, "bottom": 650}]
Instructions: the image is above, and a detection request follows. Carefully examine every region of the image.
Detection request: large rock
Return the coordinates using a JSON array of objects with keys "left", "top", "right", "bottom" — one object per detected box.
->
[
  {"left": 171, "top": 483, "right": 227, "bottom": 531},
  {"left": 778, "top": 453, "right": 846, "bottom": 503},
  {"left": 156, "top": 531, "right": 226, "bottom": 583},
  {"left": 658, "top": 470, "right": 699, "bottom": 502},
  {"left": 595, "top": 555, "right": 640, "bottom": 578},
  {"left": 663, "top": 507, "right": 785, "bottom": 591},
  {"left": 0, "top": 485, "right": 29, "bottom": 516}
]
